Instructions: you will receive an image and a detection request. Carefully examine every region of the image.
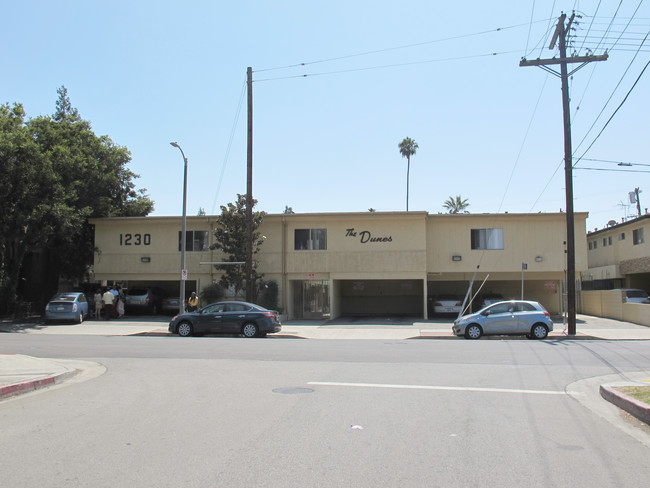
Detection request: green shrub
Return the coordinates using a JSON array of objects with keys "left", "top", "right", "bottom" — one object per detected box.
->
[{"left": 200, "top": 283, "right": 225, "bottom": 306}]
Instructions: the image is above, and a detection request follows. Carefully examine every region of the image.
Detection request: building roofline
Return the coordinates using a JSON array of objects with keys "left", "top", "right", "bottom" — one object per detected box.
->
[
  {"left": 89, "top": 210, "right": 587, "bottom": 224},
  {"left": 587, "top": 214, "right": 650, "bottom": 236}
]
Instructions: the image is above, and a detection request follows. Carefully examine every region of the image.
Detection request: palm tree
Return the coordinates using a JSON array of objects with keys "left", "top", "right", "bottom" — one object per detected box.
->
[
  {"left": 443, "top": 195, "right": 470, "bottom": 214},
  {"left": 398, "top": 137, "right": 419, "bottom": 211}
]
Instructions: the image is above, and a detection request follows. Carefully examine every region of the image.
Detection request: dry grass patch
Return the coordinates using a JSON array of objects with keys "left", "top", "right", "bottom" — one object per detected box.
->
[{"left": 615, "top": 385, "right": 650, "bottom": 405}]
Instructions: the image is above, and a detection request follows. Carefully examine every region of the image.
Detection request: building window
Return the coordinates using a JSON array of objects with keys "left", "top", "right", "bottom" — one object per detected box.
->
[
  {"left": 633, "top": 228, "right": 644, "bottom": 245},
  {"left": 470, "top": 228, "right": 504, "bottom": 250},
  {"left": 608, "top": 236, "right": 612, "bottom": 245},
  {"left": 593, "top": 240, "right": 597, "bottom": 249},
  {"left": 619, "top": 232, "right": 625, "bottom": 241},
  {"left": 588, "top": 241, "right": 593, "bottom": 250},
  {"left": 603, "top": 238, "right": 607, "bottom": 247},
  {"left": 295, "top": 228, "right": 327, "bottom": 250},
  {"left": 178, "top": 230, "right": 209, "bottom": 252}
]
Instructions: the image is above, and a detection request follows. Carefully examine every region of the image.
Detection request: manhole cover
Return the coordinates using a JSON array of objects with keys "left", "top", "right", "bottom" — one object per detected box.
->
[{"left": 272, "top": 387, "right": 314, "bottom": 395}]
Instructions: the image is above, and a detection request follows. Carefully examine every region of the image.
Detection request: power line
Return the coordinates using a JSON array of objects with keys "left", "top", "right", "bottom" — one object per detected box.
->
[
  {"left": 255, "top": 20, "right": 552, "bottom": 74},
  {"left": 498, "top": 74, "right": 549, "bottom": 213},
  {"left": 580, "top": 158, "right": 650, "bottom": 166},
  {"left": 575, "top": 167, "right": 650, "bottom": 173},
  {"left": 210, "top": 80, "right": 247, "bottom": 214},
  {"left": 572, "top": 31, "right": 649, "bottom": 157},
  {"left": 254, "top": 50, "right": 519, "bottom": 83},
  {"left": 573, "top": 49, "right": 650, "bottom": 167}
]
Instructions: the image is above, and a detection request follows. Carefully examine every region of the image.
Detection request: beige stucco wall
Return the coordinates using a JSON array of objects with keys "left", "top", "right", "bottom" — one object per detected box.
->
[
  {"left": 582, "top": 289, "right": 650, "bottom": 326},
  {"left": 91, "top": 216, "right": 221, "bottom": 286},
  {"left": 281, "top": 212, "right": 428, "bottom": 278},
  {"left": 90, "top": 211, "right": 586, "bottom": 318},
  {"left": 587, "top": 218, "right": 649, "bottom": 268},
  {"left": 426, "top": 212, "right": 587, "bottom": 273}
]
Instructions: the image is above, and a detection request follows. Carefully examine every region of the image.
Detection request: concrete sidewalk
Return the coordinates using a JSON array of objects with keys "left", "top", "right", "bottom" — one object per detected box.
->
[{"left": 0, "top": 354, "right": 79, "bottom": 400}]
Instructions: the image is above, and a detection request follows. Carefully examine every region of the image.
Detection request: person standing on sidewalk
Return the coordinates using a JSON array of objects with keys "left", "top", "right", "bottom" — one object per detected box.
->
[
  {"left": 187, "top": 292, "right": 199, "bottom": 312},
  {"left": 102, "top": 288, "right": 115, "bottom": 320},
  {"left": 94, "top": 290, "right": 103, "bottom": 319}
]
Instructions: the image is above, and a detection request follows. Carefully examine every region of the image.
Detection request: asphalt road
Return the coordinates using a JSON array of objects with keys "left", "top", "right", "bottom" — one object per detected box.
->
[{"left": 1, "top": 335, "right": 649, "bottom": 487}]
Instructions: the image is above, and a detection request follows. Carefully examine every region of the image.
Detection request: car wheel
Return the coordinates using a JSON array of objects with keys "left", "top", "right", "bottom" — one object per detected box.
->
[
  {"left": 242, "top": 322, "right": 259, "bottom": 338},
  {"left": 177, "top": 321, "right": 193, "bottom": 337},
  {"left": 531, "top": 323, "right": 548, "bottom": 339},
  {"left": 465, "top": 324, "right": 482, "bottom": 340},
  {"left": 78, "top": 312, "right": 84, "bottom": 324}
]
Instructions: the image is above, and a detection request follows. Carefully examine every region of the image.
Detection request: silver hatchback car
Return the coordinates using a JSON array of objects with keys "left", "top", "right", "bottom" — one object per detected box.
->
[{"left": 453, "top": 300, "right": 553, "bottom": 340}]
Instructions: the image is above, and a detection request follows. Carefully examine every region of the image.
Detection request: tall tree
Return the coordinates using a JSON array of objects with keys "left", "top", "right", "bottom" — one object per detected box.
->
[
  {"left": 211, "top": 194, "right": 266, "bottom": 300},
  {"left": 443, "top": 195, "right": 470, "bottom": 214},
  {"left": 0, "top": 88, "right": 154, "bottom": 313},
  {"left": 398, "top": 137, "right": 418, "bottom": 211}
]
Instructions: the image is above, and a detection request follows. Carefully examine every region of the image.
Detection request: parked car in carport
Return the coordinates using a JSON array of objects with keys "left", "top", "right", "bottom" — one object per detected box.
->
[
  {"left": 477, "top": 293, "right": 504, "bottom": 308},
  {"left": 430, "top": 295, "right": 463, "bottom": 315},
  {"left": 621, "top": 289, "right": 650, "bottom": 304},
  {"left": 161, "top": 296, "right": 181, "bottom": 314},
  {"left": 125, "top": 287, "right": 164, "bottom": 314},
  {"left": 44, "top": 292, "right": 89, "bottom": 324}
]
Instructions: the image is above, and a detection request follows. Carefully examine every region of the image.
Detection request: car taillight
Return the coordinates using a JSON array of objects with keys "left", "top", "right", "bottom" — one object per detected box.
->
[
  {"left": 543, "top": 311, "right": 550, "bottom": 318},
  {"left": 262, "top": 312, "right": 275, "bottom": 318},
  {"left": 72, "top": 303, "right": 78, "bottom": 312},
  {"left": 45, "top": 303, "right": 51, "bottom": 311},
  {"left": 455, "top": 302, "right": 462, "bottom": 306},
  {"left": 146, "top": 296, "right": 150, "bottom": 304},
  {"left": 434, "top": 302, "right": 442, "bottom": 306}
]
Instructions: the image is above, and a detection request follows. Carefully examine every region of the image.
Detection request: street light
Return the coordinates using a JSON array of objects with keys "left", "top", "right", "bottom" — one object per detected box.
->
[{"left": 170, "top": 141, "right": 188, "bottom": 315}]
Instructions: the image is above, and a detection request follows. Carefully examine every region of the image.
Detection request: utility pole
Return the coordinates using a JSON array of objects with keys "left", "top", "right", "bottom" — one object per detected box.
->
[
  {"left": 246, "top": 67, "right": 254, "bottom": 303},
  {"left": 520, "top": 12, "right": 607, "bottom": 335}
]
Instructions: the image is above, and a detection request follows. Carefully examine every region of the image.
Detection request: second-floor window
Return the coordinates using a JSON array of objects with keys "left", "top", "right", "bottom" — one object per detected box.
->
[
  {"left": 178, "top": 230, "right": 209, "bottom": 252},
  {"left": 295, "top": 228, "right": 327, "bottom": 250},
  {"left": 633, "top": 228, "right": 644, "bottom": 245},
  {"left": 470, "top": 228, "right": 504, "bottom": 250}
]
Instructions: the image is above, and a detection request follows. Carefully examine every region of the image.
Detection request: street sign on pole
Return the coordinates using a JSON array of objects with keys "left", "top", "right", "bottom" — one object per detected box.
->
[{"left": 181, "top": 269, "right": 187, "bottom": 281}]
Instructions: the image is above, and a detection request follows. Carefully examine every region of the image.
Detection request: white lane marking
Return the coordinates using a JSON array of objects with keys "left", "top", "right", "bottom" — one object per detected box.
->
[{"left": 308, "top": 381, "right": 567, "bottom": 396}]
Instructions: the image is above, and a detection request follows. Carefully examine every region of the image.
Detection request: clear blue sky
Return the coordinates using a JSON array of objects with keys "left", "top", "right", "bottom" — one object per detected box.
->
[{"left": 3, "top": 1, "right": 649, "bottom": 230}]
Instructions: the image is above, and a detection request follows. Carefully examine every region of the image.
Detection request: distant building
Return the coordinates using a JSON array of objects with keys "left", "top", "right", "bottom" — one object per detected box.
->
[
  {"left": 89, "top": 211, "right": 588, "bottom": 319},
  {"left": 583, "top": 214, "right": 650, "bottom": 291}
]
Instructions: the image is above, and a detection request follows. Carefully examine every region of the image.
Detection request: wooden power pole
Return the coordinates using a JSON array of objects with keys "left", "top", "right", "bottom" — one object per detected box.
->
[
  {"left": 520, "top": 13, "right": 607, "bottom": 335},
  {"left": 246, "top": 67, "right": 254, "bottom": 303}
]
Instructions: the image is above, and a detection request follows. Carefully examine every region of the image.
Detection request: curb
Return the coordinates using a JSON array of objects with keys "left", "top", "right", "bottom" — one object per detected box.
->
[
  {"left": 0, "top": 369, "right": 78, "bottom": 400},
  {"left": 599, "top": 384, "right": 650, "bottom": 426}
]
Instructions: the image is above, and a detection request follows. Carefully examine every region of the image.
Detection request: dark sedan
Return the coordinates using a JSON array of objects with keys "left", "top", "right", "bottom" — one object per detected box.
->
[{"left": 168, "top": 301, "right": 282, "bottom": 338}]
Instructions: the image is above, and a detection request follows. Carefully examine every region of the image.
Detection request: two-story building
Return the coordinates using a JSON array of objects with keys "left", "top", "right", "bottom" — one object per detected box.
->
[
  {"left": 583, "top": 214, "right": 650, "bottom": 290},
  {"left": 90, "top": 211, "right": 588, "bottom": 319}
]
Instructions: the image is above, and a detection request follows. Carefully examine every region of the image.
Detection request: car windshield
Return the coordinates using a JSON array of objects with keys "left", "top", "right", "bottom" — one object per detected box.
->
[
  {"left": 128, "top": 288, "right": 148, "bottom": 296},
  {"left": 51, "top": 294, "right": 78, "bottom": 302}
]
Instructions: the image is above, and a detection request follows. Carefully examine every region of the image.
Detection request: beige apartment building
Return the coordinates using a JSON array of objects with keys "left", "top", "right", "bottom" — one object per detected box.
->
[
  {"left": 583, "top": 214, "right": 650, "bottom": 290},
  {"left": 90, "top": 211, "right": 588, "bottom": 319}
]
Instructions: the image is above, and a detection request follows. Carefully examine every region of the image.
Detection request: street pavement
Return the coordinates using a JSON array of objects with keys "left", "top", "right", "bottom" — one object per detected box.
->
[{"left": 1, "top": 313, "right": 650, "bottom": 426}]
